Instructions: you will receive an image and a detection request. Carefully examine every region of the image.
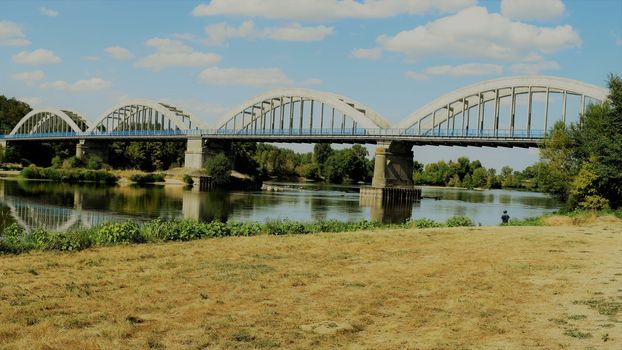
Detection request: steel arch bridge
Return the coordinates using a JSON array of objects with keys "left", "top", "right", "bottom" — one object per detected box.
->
[
  {"left": 0, "top": 76, "right": 609, "bottom": 147},
  {"left": 9, "top": 108, "right": 90, "bottom": 135},
  {"left": 87, "top": 99, "right": 206, "bottom": 135},
  {"left": 397, "top": 76, "right": 609, "bottom": 140},
  {"left": 214, "top": 88, "right": 391, "bottom": 134}
]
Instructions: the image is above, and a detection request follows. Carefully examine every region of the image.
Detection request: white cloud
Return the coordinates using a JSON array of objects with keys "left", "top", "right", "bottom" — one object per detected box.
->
[
  {"left": 509, "top": 60, "right": 560, "bottom": 75},
  {"left": 193, "top": 0, "right": 477, "bottom": 20},
  {"left": 617, "top": 37, "right": 622, "bottom": 46},
  {"left": 405, "top": 71, "right": 429, "bottom": 80},
  {"left": 105, "top": 46, "right": 135, "bottom": 60},
  {"left": 83, "top": 55, "right": 100, "bottom": 61},
  {"left": 299, "top": 78, "right": 323, "bottom": 86},
  {"left": 205, "top": 21, "right": 255, "bottom": 45},
  {"left": 41, "top": 78, "right": 112, "bottom": 92},
  {"left": 501, "top": 0, "right": 565, "bottom": 21},
  {"left": 378, "top": 7, "right": 580, "bottom": 62},
  {"left": 0, "top": 20, "right": 30, "bottom": 46},
  {"left": 11, "top": 70, "right": 46, "bottom": 82},
  {"left": 425, "top": 63, "right": 504, "bottom": 76},
  {"left": 205, "top": 21, "right": 333, "bottom": 45},
  {"left": 40, "top": 7, "right": 59, "bottom": 17},
  {"left": 12, "top": 49, "right": 61, "bottom": 65},
  {"left": 351, "top": 47, "right": 382, "bottom": 60},
  {"left": 135, "top": 37, "right": 221, "bottom": 71},
  {"left": 198, "top": 67, "right": 293, "bottom": 86}
]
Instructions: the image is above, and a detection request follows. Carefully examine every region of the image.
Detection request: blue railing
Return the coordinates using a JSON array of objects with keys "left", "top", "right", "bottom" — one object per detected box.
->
[{"left": 0, "top": 128, "right": 546, "bottom": 140}]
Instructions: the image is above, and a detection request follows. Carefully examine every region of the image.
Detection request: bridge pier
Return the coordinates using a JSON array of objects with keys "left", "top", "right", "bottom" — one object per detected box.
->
[
  {"left": 372, "top": 141, "right": 415, "bottom": 188},
  {"left": 76, "top": 139, "right": 109, "bottom": 163},
  {"left": 184, "top": 137, "right": 209, "bottom": 169},
  {"left": 0, "top": 140, "right": 7, "bottom": 162},
  {"left": 361, "top": 141, "right": 421, "bottom": 206}
]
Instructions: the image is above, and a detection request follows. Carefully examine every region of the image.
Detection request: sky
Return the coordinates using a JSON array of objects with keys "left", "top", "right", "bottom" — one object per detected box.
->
[{"left": 1, "top": 0, "right": 621, "bottom": 169}]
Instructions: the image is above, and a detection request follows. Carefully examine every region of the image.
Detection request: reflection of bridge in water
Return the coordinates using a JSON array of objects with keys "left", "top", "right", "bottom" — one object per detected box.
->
[{"left": 0, "top": 179, "right": 415, "bottom": 232}]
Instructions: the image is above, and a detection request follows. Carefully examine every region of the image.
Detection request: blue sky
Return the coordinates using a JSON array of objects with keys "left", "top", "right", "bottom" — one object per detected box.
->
[{"left": 1, "top": 0, "right": 621, "bottom": 169}]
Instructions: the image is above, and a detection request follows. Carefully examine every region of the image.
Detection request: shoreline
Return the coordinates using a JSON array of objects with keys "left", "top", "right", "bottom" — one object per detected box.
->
[{"left": 1, "top": 211, "right": 620, "bottom": 256}]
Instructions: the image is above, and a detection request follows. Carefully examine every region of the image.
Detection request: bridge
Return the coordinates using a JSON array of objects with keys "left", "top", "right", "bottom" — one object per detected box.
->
[{"left": 0, "top": 76, "right": 609, "bottom": 191}]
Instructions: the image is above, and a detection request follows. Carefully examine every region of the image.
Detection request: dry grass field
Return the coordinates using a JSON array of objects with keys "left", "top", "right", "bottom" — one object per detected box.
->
[{"left": 1, "top": 218, "right": 621, "bottom": 349}]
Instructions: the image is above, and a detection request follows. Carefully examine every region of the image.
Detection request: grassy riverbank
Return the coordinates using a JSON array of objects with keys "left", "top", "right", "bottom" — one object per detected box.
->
[
  {"left": 1, "top": 219, "right": 620, "bottom": 349},
  {"left": 0, "top": 217, "right": 474, "bottom": 255}
]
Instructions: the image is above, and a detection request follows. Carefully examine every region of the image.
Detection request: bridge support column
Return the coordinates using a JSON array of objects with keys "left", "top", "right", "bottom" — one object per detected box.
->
[
  {"left": 0, "top": 140, "right": 7, "bottom": 162},
  {"left": 76, "top": 139, "right": 109, "bottom": 163},
  {"left": 184, "top": 137, "right": 209, "bottom": 169},
  {"left": 361, "top": 141, "right": 421, "bottom": 219},
  {"left": 372, "top": 141, "right": 415, "bottom": 188}
]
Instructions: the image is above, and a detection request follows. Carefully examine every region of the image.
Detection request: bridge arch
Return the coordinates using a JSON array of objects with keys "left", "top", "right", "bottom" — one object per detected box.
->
[
  {"left": 9, "top": 109, "right": 90, "bottom": 135},
  {"left": 397, "top": 76, "right": 609, "bottom": 136},
  {"left": 86, "top": 100, "right": 206, "bottom": 133},
  {"left": 214, "top": 88, "right": 391, "bottom": 135}
]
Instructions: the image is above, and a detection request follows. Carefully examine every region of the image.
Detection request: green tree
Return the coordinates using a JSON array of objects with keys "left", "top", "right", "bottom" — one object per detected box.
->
[
  {"left": 205, "top": 153, "right": 232, "bottom": 185},
  {"left": 313, "top": 143, "right": 332, "bottom": 168},
  {"left": 0, "top": 96, "right": 31, "bottom": 134},
  {"left": 471, "top": 167, "right": 489, "bottom": 188}
]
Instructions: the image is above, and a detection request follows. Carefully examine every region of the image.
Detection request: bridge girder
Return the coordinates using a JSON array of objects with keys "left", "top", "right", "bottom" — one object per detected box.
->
[
  {"left": 86, "top": 99, "right": 206, "bottom": 133},
  {"left": 214, "top": 88, "right": 391, "bottom": 134},
  {"left": 397, "top": 76, "right": 609, "bottom": 135},
  {"left": 9, "top": 109, "right": 90, "bottom": 135}
]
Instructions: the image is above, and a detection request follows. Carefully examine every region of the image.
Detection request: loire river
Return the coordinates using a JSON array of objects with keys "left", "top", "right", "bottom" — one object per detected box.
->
[{"left": 0, "top": 179, "right": 560, "bottom": 232}]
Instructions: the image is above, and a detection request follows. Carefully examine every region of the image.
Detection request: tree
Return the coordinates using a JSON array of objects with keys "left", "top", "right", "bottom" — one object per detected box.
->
[
  {"left": 313, "top": 143, "right": 332, "bottom": 168},
  {"left": 538, "top": 74, "right": 622, "bottom": 208},
  {"left": 0, "top": 96, "right": 31, "bottom": 134},
  {"left": 205, "top": 153, "right": 232, "bottom": 185},
  {"left": 471, "top": 167, "right": 489, "bottom": 188}
]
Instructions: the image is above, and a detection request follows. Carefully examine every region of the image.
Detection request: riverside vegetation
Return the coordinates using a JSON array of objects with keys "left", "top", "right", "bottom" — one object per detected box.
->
[
  {"left": 0, "top": 216, "right": 476, "bottom": 255},
  {"left": 2, "top": 210, "right": 621, "bottom": 255}
]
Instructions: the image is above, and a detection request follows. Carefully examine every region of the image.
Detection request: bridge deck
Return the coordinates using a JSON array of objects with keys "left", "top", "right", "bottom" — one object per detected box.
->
[{"left": 0, "top": 128, "right": 544, "bottom": 147}]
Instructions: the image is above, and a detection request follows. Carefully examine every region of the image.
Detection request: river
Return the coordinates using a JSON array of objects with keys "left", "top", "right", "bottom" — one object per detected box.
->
[{"left": 0, "top": 179, "right": 560, "bottom": 232}]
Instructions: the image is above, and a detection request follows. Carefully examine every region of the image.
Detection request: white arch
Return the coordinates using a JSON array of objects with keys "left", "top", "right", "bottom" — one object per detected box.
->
[
  {"left": 9, "top": 108, "right": 88, "bottom": 135},
  {"left": 397, "top": 75, "right": 609, "bottom": 129},
  {"left": 214, "top": 88, "right": 391, "bottom": 130},
  {"left": 86, "top": 99, "right": 201, "bottom": 133}
]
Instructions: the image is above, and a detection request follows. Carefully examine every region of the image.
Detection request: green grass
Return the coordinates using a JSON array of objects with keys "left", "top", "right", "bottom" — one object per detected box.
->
[
  {"left": 129, "top": 173, "right": 166, "bottom": 184},
  {"left": 0, "top": 216, "right": 479, "bottom": 255},
  {"left": 20, "top": 166, "right": 117, "bottom": 184}
]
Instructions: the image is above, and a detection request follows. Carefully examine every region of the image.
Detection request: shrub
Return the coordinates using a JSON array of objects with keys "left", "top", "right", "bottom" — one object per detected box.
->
[
  {"left": 45, "top": 230, "right": 94, "bottom": 251},
  {"left": 445, "top": 216, "right": 475, "bottom": 227},
  {"left": 19, "top": 166, "right": 118, "bottom": 184},
  {"left": 205, "top": 153, "right": 231, "bottom": 185},
  {"left": 94, "top": 222, "right": 144, "bottom": 245},
  {"left": 129, "top": 173, "right": 166, "bottom": 184},
  {"left": 405, "top": 218, "right": 443, "bottom": 229},
  {"left": 182, "top": 174, "right": 194, "bottom": 185}
]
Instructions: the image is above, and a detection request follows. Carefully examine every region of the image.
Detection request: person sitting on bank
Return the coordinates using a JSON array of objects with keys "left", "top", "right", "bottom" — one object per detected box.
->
[{"left": 501, "top": 210, "right": 510, "bottom": 224}]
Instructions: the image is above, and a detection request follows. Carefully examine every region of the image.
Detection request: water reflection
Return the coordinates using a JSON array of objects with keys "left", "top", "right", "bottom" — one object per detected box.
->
[{"left": 0, "top": 179, "right": 560, "bottom": 232}]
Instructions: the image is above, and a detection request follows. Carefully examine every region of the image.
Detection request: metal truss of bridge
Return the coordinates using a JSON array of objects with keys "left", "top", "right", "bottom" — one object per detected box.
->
[{"left": 0, "top": 76, "right": 610, "bottom": 189}]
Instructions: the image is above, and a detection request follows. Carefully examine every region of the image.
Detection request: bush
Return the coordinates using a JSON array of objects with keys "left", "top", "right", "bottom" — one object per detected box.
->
[
  {"left": 19, "top": 166, "right": 118, "bottom": 184},
  {"left": 445, "top": 216, "right": 475, "bottom": 227},
  {"left": 94, "top": 222, "right": 144, "bottom": 245},
  {"left": 205, "top": 153, "right": 231, "bottom": 185},
  {"left": 182, "top": 174, "right": 194, "bottom": 185},
  {"left": 129, "top": 173, "right": 166, "bottom": 184},
  {"left": 405, "top": 218, "right": 443, "bottom": 229}
]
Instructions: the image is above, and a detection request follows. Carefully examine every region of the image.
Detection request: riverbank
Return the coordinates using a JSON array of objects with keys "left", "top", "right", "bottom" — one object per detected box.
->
[{"left": 1, "top": 221, "right": 620, "bottom": 349}]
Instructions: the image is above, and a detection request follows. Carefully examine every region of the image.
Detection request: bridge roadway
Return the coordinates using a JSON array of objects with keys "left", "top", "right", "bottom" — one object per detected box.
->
[{"left": 0, "top": 128, "right": 544, "bottom": 148}]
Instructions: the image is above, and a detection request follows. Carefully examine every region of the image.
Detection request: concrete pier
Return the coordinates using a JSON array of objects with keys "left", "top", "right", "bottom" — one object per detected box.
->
[{"left": 371, "top": 141, "right": 414, "bottom": 188}]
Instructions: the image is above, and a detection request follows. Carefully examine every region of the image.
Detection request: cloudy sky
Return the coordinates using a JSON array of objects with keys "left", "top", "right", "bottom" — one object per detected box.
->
[{"left": 1, "top": 0, "right": 621, "bottom": 168}]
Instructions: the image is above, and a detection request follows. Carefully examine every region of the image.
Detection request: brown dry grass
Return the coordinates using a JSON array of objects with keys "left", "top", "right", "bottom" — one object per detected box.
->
[{"left": 1, "top": 224, "right": 621, "bottom": 349}]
